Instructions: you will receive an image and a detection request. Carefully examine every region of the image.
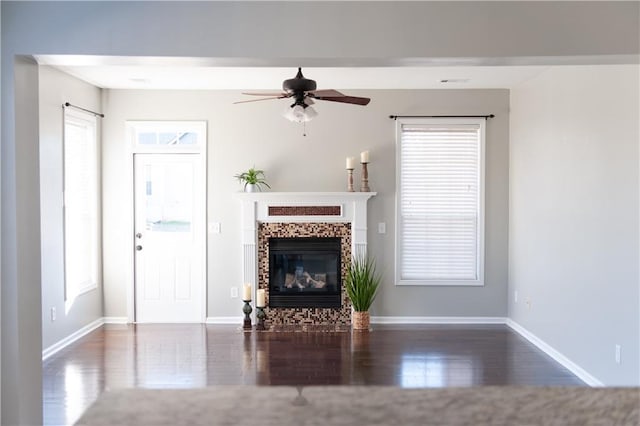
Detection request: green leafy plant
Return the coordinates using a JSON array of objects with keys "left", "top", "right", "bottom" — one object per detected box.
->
[
  {"left": 234, "top": 167, "right": 271, "bottom": 191},
  {"left": 345, "top": 255, "right": 381, "bottom": 312}
]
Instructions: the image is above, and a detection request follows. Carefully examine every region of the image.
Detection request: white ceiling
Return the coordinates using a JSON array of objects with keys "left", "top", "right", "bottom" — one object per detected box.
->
[{"left": 36, "top": 56, "right": 550, "bottom": 90}]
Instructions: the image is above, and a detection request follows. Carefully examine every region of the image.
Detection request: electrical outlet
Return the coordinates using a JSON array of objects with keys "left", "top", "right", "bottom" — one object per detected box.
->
[
  {"left": 378, "top": 222, "right": 386, "bottom": 234},
  {"left": 514, "top": 291, "right": 518, "bottom": 303},
  {"left": 615, "top": 344, "right": 621, "bottom": 364},
  {"left": 208, "top": 222, "right": 221, "bottom": 234},
  {"left": 50, "top": 307, "right": 56, "bottom": 322},
  {"left": 230, "top": 287, "right": 238, "bottom": 298}
]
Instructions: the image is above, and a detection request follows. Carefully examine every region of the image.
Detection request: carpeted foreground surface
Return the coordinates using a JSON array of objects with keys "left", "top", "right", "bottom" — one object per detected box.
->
[{"left": 76, "top": 386, "right": 639, "bottom": 426}]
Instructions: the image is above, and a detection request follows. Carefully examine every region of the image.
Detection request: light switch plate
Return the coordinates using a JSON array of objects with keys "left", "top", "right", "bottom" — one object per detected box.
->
[
  {"left": 378, "top": 222, "right": 386, "bottom": 234},
  {"left": 209, "top": 222, "right": 221, "bottom": 234}
]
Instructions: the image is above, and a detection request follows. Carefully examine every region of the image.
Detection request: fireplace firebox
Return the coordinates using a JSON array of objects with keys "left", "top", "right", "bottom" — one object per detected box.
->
[{"left": 268, "top": 237, "right": 341, "bottom": 308}]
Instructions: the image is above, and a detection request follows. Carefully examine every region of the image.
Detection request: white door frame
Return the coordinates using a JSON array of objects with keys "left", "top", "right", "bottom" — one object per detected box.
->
[{"left": 124, "top": 121, "right": 207, "bottom": 323}]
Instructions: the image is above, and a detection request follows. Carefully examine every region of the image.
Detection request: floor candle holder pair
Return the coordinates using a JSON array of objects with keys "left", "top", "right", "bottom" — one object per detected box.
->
[
  {"left": 346, "top": 162, "right": 370, "bottom": 192},
  {"left": 242, "top": 300, "right": 267, "bottom": 331}
]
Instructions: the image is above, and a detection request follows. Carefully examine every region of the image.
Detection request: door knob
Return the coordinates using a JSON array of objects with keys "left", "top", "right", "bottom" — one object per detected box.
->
[
  {"left": 136, "top": 245, "right": 143, "bottom": 251},
  {"left": 136, "top": 233, "right": 142, "bottom": 239}
]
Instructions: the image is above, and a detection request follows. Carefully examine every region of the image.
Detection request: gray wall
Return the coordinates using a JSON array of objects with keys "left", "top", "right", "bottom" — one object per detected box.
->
[
  {"left": 2, "top": 1, "right": 639, "bottom": 423},
  {"left": 101, "top": 89, "right": 510, "bottom": 319},
  {"left": 39, "top": 66, "right": 104, "bottom": 350},
  {"left": 2, "top": 1, "right": 638, "bottom": 63},
  {"left": 509, "top": 65, "right": 640, "bottom": 386}
]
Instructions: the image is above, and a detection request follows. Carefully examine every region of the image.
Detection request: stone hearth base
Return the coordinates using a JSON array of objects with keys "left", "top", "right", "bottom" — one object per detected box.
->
[{"left": 257, "top": 324, "right": 351, "bottom": 332}]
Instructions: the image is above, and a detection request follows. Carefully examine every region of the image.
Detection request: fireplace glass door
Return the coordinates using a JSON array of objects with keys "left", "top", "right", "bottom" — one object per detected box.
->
[{"left": 269, "top": 237, "right": 341, "bottom": 308}]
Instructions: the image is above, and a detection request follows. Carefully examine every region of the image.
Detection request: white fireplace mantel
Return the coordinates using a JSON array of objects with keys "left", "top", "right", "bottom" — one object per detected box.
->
[{"left": 235, "top": 191, "right": 376, "bottom": 296}]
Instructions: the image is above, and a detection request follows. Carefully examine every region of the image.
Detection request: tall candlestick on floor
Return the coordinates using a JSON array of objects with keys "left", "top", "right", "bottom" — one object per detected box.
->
[
  {"left": 255, "top": 289, "right": 266, "bottom": 330},
  {"left": 360, "top": 162, "right": 370, "bottom": 192},
  {"left": 256, "top": 306, "right": 267, "bottom": 331},
  {"left": 242, "top": 300, "right": 252, "bottom": 330}
]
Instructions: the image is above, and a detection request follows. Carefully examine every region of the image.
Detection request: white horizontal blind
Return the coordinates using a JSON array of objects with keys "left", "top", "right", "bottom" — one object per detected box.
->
[
  {"left": 64, "top": 108, "right": 99, "bottom": 301},
  {"left": 398, "top": 120, "right": 483, "bottom": 284}
]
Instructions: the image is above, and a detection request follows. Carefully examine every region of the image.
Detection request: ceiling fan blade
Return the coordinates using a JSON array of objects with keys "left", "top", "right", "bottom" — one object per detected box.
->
[
  {"left": 308, "top": 89, "right": 345, "bottom": 97},
  {"left": 241, "top": 91, "right": 289, "bottom": 97},
  {"left": 313, "top": 96, "right": 371, "bottom": 106},
  {"left": 233, "top": 96, "right": 286, "bottom": 104}
]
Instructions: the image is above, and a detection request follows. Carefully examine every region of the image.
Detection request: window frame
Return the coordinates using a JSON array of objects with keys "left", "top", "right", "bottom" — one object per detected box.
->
[
  {"left": 63, "top": 107, "right": 100, "bottom": 304},
  {"left": 394, "top": 117, "right": 486, "bottom": 287}
]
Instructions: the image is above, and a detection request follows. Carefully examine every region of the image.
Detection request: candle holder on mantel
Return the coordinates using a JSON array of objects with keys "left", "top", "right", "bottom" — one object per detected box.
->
[
  {"left": 346, "top": 168, "right": 355, "bottom": 192},
  {"left": 242, "top": 300, "right": 253, "bottom": 330},
  {"left": 256, "top": 306, "right": 267, "bottom": 330},
  {"left": 360, "top": 162, "right": 371, "bottom": 192}
]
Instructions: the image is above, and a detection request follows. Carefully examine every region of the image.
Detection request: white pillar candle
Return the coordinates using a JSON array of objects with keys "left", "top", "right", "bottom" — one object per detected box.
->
[
  {"left": 243, "top": 283, "right": 252, "bottom": 301},
  {"left": 360, "top": 150, "right": 370, "bottom": 163},
  {"left": 346, "top": 157, "right": 355, "bottom": 169},
  {"left": 256, "top": 289, "right": 266, "bottom": 308}
]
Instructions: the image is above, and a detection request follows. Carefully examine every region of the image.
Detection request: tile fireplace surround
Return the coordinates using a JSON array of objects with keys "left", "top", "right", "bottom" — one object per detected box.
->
[{"left": 236, "top": 192, "right": 376, "bottom": 326}]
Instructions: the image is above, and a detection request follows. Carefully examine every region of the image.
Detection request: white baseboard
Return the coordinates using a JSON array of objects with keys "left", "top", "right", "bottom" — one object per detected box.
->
[
  {"left": 43, "top": 316, "right": 130, "bottom": 360},
  {"left": 506, "top": 319, "right": 604, "bottom": 387},
  {"left": 42, "top": 317, "right": 104, "bottom": 361},
  {"left": 103, "top": 316, "right": 129, "bottom": 324},
  {"left": 205, "top": 316, "right": 242, "bottom": 324},
  {"left": 371, "top": 316, "right": 507, "bottom": 324}
]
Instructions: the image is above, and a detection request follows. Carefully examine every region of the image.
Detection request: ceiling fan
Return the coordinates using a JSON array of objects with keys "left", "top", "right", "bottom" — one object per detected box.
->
[{"left": 234, "top": 67, "right": 371, "bottom": 123}]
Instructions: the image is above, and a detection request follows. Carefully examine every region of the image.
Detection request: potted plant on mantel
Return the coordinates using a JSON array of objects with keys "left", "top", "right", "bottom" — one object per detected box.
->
[
  {"left": 234, "top": 167, "right": 271, "bottom": 193},
  {"left": 345, "top": 255, "right": 381, "bottom": 331}
]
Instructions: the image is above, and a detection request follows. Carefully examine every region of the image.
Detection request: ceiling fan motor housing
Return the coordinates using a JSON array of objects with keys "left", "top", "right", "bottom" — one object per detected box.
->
[{"left": 283, "top": 67, "right": 317, "bottom": 94}]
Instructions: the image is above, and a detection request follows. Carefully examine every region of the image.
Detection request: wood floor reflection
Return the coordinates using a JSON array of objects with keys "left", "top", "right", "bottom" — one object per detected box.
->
[{"left": 43, "top": 324, "right": 585, "bottom": 425}]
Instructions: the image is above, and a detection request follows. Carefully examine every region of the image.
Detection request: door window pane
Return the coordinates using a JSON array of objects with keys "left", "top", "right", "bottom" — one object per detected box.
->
[
  {"left": 133, "top": 123, "right": 205, "bottom": 148},
  {"left": 144, "top": 162, "right": 192, "bottom": 232},
  {"left": 138, "top": 132, "right": 157, "bottom": 145},
  {"left": 158, "top": 132, "right": 178, "bottom": 145}
]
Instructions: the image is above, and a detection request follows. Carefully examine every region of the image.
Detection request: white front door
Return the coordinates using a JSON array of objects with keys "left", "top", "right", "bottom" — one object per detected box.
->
[{"left": 134, "top": 154, "right": 204, "bottom": 322}]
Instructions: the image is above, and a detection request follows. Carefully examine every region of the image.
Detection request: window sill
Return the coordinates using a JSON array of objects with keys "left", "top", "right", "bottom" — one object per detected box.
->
[{"left": 65, "top": 283, "right": 98, "bottom": 314}]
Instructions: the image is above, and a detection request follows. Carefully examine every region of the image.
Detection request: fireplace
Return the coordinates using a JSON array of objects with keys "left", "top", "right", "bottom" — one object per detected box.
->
[
  {"left": 237, "top": 192, "right": 375, "bottom": 326},
  {"left": 269, "top": 237, "right": 341, "bottom": 308}
]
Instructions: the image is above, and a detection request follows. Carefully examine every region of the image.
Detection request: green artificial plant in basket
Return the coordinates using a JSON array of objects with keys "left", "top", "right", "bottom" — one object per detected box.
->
[{"left": 345, "top": 254, "right": 381, "bottom": 330}]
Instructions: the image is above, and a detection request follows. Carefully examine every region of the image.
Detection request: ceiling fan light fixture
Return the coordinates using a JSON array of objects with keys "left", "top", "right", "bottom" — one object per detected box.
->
[
  {"left": 283, "top": 103, "right": 317, "bottom": 123},
  {"left": 303, "top": 105, "right": 318, "bottom": 121}
]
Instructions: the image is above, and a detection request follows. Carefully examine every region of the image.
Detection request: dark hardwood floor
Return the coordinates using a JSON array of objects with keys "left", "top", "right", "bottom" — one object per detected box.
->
[{"left": 43, "top": 324, "right": 584, "bottom": 425}]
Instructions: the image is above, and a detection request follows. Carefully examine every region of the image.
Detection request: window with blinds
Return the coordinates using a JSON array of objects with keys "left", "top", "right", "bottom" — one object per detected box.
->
[
  {"left": 64, "top": 108, "right": 99, "bottom": 303},
  {"left": 395, "top": 118, "right": 485, "bottom": 286}
]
